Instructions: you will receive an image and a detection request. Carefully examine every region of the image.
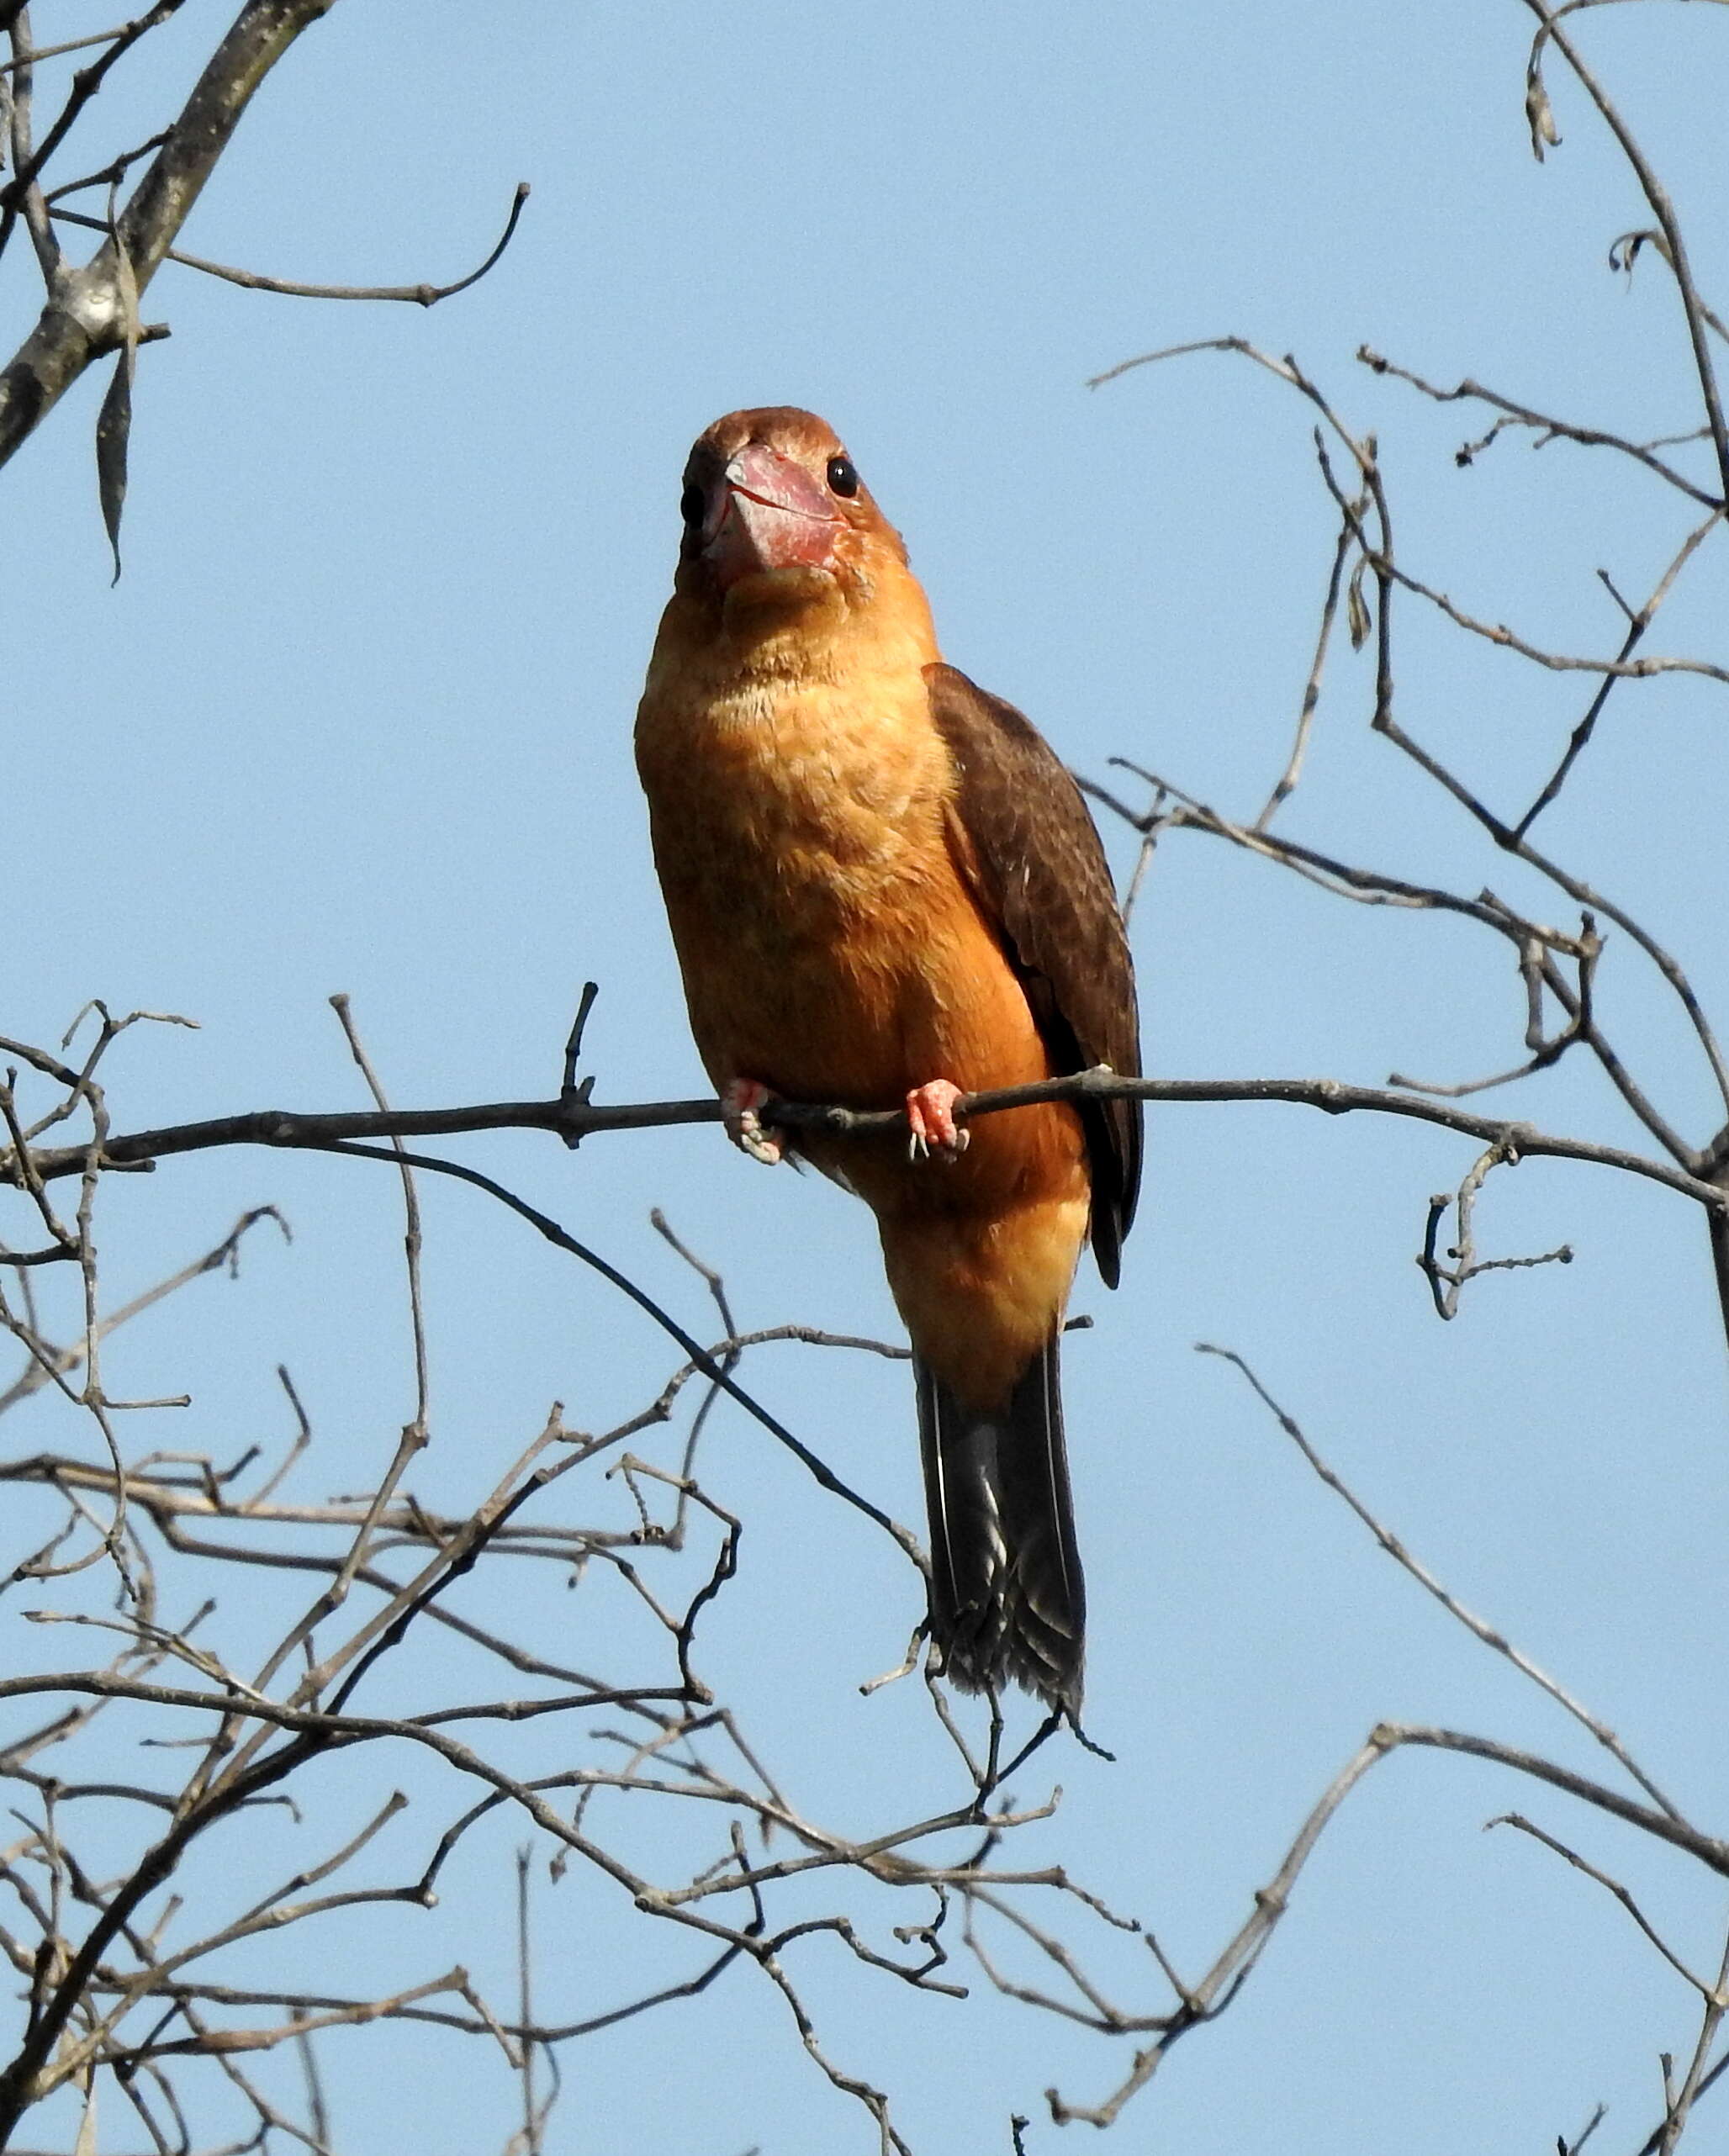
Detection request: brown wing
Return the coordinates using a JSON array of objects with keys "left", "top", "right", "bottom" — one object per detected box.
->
[{"left": 925, "top": 663, "right": 1142, "bottom": 1286}]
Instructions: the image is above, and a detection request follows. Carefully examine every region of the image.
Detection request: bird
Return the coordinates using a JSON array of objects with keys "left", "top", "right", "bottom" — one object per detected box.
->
[{"left": 634, "top": 407, "right": 1140, "bottom": 1715}]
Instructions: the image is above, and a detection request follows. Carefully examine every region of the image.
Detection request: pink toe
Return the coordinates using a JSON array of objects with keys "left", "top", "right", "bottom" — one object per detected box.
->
[{"left": 906, "top": 1079, "right": 965, "bottom": 1151}]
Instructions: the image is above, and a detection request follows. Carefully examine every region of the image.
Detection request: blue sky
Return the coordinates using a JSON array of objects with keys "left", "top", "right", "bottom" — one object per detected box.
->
[{"left": 5, "top": 5, "right": 1729, "bottom": 2152}]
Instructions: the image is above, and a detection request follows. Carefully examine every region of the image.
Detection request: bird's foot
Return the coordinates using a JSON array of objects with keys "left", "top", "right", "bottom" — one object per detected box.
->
[
  {"left": 722, "top": 1077, "right": 785, "bottom": 1166},
  {"left": 905, "top": 1079, "right": 970, "bottom": 1163}
]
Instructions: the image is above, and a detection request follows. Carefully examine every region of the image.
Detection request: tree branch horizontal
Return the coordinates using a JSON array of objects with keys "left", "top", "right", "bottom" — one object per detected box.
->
[{"left": 6, "top": 1066, "right": 1723, "bottom": 1213}]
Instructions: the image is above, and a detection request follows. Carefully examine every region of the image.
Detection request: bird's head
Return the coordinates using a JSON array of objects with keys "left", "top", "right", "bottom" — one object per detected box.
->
[{"left": 672, "top": 408, "right": 919, "bottom": 642}]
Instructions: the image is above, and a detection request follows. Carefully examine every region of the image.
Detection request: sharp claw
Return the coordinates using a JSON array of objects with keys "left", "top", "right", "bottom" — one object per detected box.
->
[{"left": 905, "top": 1079, "right": 967, "bottom": 1164}]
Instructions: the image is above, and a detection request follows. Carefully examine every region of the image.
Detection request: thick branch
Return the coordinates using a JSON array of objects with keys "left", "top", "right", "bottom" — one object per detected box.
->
[{"left": 0, "top": 0, "right": 335, "bottom": 469}]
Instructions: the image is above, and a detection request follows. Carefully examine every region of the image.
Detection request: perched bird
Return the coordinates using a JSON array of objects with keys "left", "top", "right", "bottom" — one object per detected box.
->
[{"left": 635, "top": 408, "right": 1140, "bottom": 1714}]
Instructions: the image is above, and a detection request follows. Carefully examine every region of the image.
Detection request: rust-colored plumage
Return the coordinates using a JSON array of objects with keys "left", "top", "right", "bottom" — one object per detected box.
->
[{"left": 635, "top": 407, "right": 1140, "bottom": 1711}]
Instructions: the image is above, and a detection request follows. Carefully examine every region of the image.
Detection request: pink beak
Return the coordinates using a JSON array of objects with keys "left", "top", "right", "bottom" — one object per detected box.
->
[{"left": 701, "top": 442, "right": 843, "bottom": 589}]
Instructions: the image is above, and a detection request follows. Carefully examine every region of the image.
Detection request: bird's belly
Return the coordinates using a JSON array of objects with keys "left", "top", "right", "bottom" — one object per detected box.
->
[
  {"left": 653, "top": 806, "right": 1090, "bottom": 1259},
  {"left": 658, "top": 816, "right": 1043, "bottom": 1108}
]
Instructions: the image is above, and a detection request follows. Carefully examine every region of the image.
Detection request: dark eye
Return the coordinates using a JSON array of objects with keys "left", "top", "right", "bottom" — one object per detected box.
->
[
  {"left": 826, "top": 455, "right": 859, "bottom": 499},
  {"left": 679, "top": 482, "right": 705, "bottom": 526}
]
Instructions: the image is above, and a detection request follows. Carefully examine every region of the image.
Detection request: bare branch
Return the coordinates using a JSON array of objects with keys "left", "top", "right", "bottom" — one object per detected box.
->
[
  {"left": 1521, "top": 0, "right": 1729, "bottom": 505},
  {"left": 48, "top": 179, "right": 530, "bottom": 306},
  {"left": 0, "top": 2, "right": 182, "bottom": 264},
  {"left": 1358, "top": 344, "right": 1722, "bottom": 510},
  {"left": 1515, "top": 509, "right": 1723, "bottom": 834},
  {"left": 10, "top": 1069, "right": 1723, "bottom": 1216},
  {"left": 1, "top": 0, "right": 336, "bottom": 469},
  {"left": 1488, "top": 1814, "right": 1717, "bottom": 1996},
  {"left": 1198, "top": 1346, "right": 1684, "bottom": 1820},
  {"left": 1256, "top": 511, "right": 1354, "bottom": 828}
]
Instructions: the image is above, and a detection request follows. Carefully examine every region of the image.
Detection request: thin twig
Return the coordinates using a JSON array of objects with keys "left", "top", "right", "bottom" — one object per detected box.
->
[
  {"left": 47, "top": 180, "right": 530, "bottom": 305},
  {"left": 1522, "top": 0, "right": 1729, "bottom": 507},
  {"left": 1198, "top": 1345, "right": 1684, "bottom": 1820}
]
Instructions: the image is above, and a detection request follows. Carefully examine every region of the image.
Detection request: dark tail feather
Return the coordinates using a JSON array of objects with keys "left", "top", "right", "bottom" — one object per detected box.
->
[{"left": 916, "top": 1334, "right": 1085, "bottom": 1714}]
